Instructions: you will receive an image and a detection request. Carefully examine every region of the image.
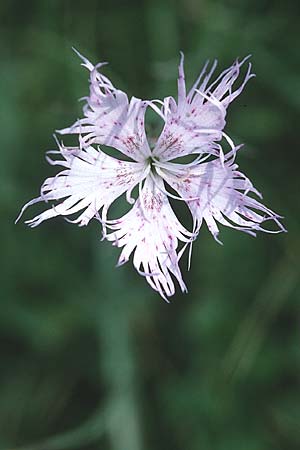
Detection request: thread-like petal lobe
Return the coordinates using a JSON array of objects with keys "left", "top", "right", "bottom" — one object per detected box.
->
[
  {"left": 59, "top": 50, "right": 151, "bottom": 162},
  {"left": 106, "top": 175, "right": 194, "bottom": 300},
  {"left": 157, "top": 158, "right": 285, "bottom": 242},
  {"left": 17, "top": 141, "right": 146, "bottom": 227},
  {"left": 152, "top": 55, "right": 254, "bottom": 161}
]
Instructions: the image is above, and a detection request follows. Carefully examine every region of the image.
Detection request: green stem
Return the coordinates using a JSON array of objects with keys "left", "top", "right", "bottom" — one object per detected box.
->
[{"left": 94, "top": 242, "right": 143, "bottom": 450}]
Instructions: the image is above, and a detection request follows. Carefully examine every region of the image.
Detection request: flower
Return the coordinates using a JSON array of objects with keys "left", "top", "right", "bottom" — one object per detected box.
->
[{"left": 17, "top": 50, "right": 285, "bottom": 300}]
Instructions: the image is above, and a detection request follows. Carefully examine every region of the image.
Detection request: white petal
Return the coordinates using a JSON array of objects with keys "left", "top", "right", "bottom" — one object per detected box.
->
[
  {"left": 152, "top": 113, "right": 222, "bottom": 161},
  {"left": 152, "top": 55, "right": 254, "bottom": 162},
  {"left": 106, "top": 175, "right": 194, "bottom": 300},
  {"left": 58, "top": 52, "right": 151, "bottom": 162},
  {"left": 158, "top": 159, "right": 286, "bottom": 241},
  {"left": 187, "top": 56, "right": 255, "bottom": 111},
  {"left": 18, "top": 141, "right": 146, "bottom": 228}
]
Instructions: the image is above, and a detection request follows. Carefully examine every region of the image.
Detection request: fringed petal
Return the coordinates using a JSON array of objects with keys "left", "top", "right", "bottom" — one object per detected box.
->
[
  {"left": 17, "top": 140, "right": 146, "bottom": 228},
  {"left": 152, "top": 54, "right": 254, "bottom": 162},
  {"left": 58, "top": 49, "right": 151, "bottom": 162},
  {"left": 106, "top": 175, "right": 195, "bottom": 300},
  {"left": 157, "top": 158, "right": 286, "bottom": 242}
]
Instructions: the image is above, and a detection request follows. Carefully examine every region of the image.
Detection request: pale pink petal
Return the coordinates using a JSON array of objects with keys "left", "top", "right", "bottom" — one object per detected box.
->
[
  {"left": 58, "top": 50, "right": 151, "bottom": 162},
  {"left": 16, "top": 140, "right": 146, "bottom": 227},
  {"left": 106, "top": 175, "right": 194, "bottom": 300},
  {"left": 152, "top": 54, "right": 254, "bottom": 161},
  {"left": 157, "top": 158, "right": 286, "bottom": 242}
]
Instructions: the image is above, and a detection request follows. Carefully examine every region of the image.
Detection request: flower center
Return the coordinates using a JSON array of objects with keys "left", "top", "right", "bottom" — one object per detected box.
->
[{"left": 146, "top": 156, "right": 159, "bottom": 173}]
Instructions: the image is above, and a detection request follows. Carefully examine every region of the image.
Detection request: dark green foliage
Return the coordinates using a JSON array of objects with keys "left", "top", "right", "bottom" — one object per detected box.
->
[{"left": 0, "top": 0, "right": 299, "bottom": 449}]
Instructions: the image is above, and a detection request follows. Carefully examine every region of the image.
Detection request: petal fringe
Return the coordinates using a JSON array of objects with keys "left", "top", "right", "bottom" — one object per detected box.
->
[
  {"left": 17, "top": 139, "right": 146, "bottom": 228},
  {"left": 158, "top": 158, "right": 286, "bottom": 242},
  {"left": 106, "top": 175, "right": 195, "bottom": 300},
  {"left": 58, "top": 51, "right": 151, "bottom": 162}
]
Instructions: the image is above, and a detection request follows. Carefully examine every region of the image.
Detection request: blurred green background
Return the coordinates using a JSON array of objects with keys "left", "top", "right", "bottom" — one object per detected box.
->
[{"left": 1, "top": 0, "right": 299, "bottom": 449}]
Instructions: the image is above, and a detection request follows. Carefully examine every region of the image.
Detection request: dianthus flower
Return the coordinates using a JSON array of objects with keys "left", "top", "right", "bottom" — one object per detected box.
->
[{"left": 17, "top": 50, "right": 285, "bottom": 300}]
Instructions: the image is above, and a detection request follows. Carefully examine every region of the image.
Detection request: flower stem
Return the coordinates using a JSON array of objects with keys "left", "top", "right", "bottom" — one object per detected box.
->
[{"left": 94, "top": 241, "right": 143, "bottom": 450}]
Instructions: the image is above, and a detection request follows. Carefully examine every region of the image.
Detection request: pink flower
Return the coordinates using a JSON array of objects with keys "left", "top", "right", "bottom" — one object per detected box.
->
[{"left": 17, "top": 50, "right": 285, "bottom": 300}]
